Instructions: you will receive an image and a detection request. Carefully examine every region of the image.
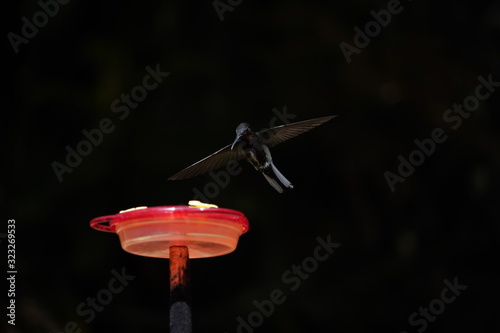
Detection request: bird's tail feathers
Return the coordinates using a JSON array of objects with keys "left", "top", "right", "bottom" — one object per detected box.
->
[
  {"left": 263, "top": 173, "right": 284, "bottom": 193},
  {"left": 271, "top": 163, "right": 294, "bottom": 191},
  {"left": 264, "top": 162, "right": 293, "bottom": 193}
]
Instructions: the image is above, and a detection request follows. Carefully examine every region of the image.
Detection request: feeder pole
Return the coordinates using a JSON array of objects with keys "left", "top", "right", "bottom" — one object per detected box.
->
[{"left": 169, "top": 246, "right": 192, "bottom": 333}]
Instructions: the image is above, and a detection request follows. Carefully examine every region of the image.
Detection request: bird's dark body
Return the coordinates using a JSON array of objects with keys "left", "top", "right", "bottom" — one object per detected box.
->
[
  {"left": 169, "top": 115, "right": 336, "bottom": 192},
  {"left": 241, "top": 133, "right": 269, "bottom": 171},
  {"left": 239, "top": 132, "right": 284, "bottom": 189}
]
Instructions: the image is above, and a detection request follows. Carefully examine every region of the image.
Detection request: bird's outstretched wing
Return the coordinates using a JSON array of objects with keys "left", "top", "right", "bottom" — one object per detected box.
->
[
  {"left": 259, "top": 115, "right": 336, "bottom": 148},
  {"left": 168, "top": 143, "right": 247, "bottom": 180}
]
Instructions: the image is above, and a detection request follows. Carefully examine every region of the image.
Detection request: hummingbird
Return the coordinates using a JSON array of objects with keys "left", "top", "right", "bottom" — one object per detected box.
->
[{"left": 168, "top": 115, "right": 336, "bottom": 193}]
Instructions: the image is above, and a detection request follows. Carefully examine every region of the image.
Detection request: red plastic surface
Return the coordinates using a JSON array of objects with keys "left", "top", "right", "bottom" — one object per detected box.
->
[{"left": 90, "top": 206, "right": 249, "bottom": 259}]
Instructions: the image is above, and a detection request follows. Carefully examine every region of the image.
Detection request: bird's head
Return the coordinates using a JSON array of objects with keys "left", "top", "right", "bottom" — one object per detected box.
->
[{"left": 231, "top": 122, "right": 251, "bottom": 150}]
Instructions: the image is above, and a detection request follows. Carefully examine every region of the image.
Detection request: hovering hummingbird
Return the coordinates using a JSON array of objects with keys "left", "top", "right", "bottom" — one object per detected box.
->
[{"left": 169, "top": 115, "right": 336, "bottom": 193}]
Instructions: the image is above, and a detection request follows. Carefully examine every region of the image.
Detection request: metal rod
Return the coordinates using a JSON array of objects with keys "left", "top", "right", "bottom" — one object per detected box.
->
[{"left": 169, "top": 246, "right": 192, "bottom": 333}]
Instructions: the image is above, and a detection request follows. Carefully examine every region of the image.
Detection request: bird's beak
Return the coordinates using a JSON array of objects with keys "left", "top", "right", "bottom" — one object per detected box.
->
[{"left": 231, "top": 134, "right": 242, "bottom": 150}]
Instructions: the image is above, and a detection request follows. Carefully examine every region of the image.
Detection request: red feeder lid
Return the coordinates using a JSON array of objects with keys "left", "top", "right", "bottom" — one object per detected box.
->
[{"left": 90, "top": 202, "right": 249, "bottom": 259}]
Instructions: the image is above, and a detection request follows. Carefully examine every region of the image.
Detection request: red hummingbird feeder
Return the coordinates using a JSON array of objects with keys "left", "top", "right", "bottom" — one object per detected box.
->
[{"left": 90, "top": 201, "right": 249, "bottom": 332}]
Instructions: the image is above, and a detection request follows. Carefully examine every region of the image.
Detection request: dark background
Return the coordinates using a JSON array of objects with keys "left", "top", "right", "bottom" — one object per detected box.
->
[{"left": 3, "top": 0, "right": 500, "bottom": 332}]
